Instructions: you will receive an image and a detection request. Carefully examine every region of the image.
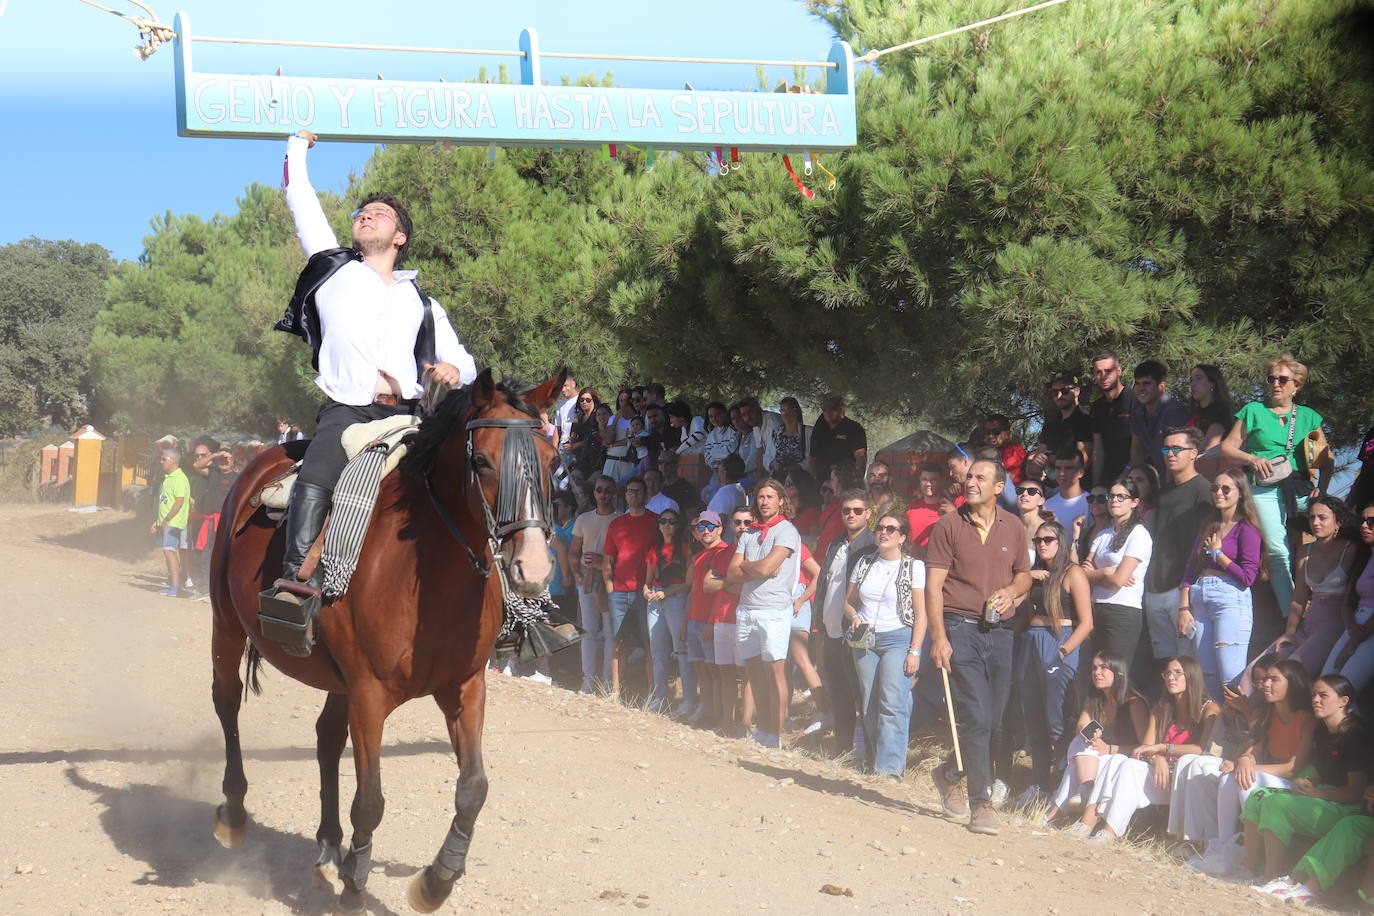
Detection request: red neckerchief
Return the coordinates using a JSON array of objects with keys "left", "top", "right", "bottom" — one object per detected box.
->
[{"left": 748, "top": 513, "right": 788, "bottom": 535}]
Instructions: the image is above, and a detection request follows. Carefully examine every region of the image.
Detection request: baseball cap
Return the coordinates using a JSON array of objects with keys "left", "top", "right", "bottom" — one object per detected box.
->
[
  {"left": 694, "top": 510, "right": 722, "bottom": 527},
  {"left": 1046, "top": 369, "right": 1082, "bottom": 387}
]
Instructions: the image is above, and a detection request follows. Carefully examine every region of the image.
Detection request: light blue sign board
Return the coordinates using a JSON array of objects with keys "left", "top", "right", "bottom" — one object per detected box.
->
[{"left": 173, "top": 13, "right": 856, "bottom": 152}]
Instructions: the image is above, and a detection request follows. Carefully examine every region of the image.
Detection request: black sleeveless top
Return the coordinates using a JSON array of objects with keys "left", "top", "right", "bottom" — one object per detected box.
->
[{"left": 1028, "top": 579, "right": 1076, "bottom": 624}]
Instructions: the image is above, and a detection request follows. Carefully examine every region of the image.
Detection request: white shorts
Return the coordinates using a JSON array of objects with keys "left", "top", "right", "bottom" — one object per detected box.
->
[
  {"left": 736, "top": 605, "right": 791, "bottom": 663},
  {"left": 713, "top": 624, "right": 738, "bottom": 666}
]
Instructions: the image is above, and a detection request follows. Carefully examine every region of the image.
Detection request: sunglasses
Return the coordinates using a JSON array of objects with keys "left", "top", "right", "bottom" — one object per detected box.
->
[
  {"left": 1361, "top": 517, "right": 1374, "bottom": 528},
  {"left": 1017, "top": 487, "right": 1043, "bottom": 497},
  {"left": 1031, "top": 536, "right": 1058, "bottom": 546},
  {"left": 1266, "top": 375, "right": 1295, "bottom": 386},
  {"left": 1211, "top": 485, "right": 1234, "bottom": 495},
  {"left": 732, "top": 519, "right": 752, "bottom": 527},
  {"left": 659, "top": 519, "right": 679, "bottom": 526},
  {"left": 1107, "top": 493, "right": 1132, "bottom": 502},
  {"left": 692, "top": 522, "right": 719, "bottom": 531},
  {"left": 1159, "top": 445, "right": 1195, "bottom": 456},
  {"left": 1050, "top": 388, "right": 1075, "bottom": 397},
  {"left": 1086, "top": 494, "right": 1109, "bottom": 504},
  {"left": 875, "top": 524, "right": 902, "bottom": 535},
  {"left": 840, "top": 507, "right": 867, "bottom": 516}
]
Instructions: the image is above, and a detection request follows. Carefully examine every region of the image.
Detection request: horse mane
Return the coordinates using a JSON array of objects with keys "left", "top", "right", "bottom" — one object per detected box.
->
[{"left": 401, "top": 375, "right": 538, "bottom": 480}]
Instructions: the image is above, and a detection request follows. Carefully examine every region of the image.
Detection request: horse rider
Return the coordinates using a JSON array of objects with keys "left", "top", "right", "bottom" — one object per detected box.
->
[{"left": 265, "top": 129, "right": 477, "bottom": 622}]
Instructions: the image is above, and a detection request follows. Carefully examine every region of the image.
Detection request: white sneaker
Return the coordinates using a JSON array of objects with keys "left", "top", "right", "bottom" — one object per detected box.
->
[
  {"left": 802, "top": 714, "right": 831, "bottom": 736},
  {"left": 756, "top": 732, "right": 780, "bottom": 748},
  {"left": 989, "top": 779, "right": 1009, "bottom": 808},
  {"left": 523, "top": 671, "right": 553, "bottom": 685}
]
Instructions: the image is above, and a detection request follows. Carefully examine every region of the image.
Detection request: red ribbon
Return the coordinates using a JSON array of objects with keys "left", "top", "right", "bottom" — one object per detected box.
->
[{"left": 782, "top": 155, "right": 815, "bottom": 199}]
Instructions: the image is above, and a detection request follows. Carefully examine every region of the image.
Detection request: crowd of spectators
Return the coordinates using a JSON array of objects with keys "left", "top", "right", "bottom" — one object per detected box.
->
[
  {"left": 147, "top": 435, "right": 248, "bottom": 601},
  {"left": 534, "top": 359, "right": 1374, "bottom": 907}
]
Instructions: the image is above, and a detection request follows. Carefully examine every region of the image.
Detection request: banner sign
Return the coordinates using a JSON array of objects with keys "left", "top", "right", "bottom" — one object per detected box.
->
[{"left": 173, "top": 14, "right": 857, "bottom": 152}]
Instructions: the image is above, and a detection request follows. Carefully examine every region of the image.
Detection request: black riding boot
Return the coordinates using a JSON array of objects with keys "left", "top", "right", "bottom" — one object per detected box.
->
[
  {"left": 281, "top": 481, "right": 332, "bottom": 586},
  {"left": 258, "top": 481, "right": 331, "bottom": 657}
]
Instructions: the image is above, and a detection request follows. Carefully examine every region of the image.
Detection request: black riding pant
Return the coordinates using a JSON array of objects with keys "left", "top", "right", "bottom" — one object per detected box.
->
[{"left": 297, "top": 398, "right": 416, "bottom": 491}]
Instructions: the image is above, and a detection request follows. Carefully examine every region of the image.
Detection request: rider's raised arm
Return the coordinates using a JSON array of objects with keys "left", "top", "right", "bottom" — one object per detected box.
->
[
  {"left": 431, "top": 302, "right": 479, "bottom": 385},
  {"left": 283, "top": 131, "right": 339, "bottom": 257}
]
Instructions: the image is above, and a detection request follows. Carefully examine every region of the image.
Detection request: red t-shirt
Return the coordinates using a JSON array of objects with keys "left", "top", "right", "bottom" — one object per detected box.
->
[
  {"left": 603, "top": 511, "right": 659, "bottom": 592},
  {"left": 690, "top": 541, "right": 731, "bottom": 622},
  {"left": 1000, "top": 442, "right": 1028, "bottom": 484},
  {"left": 815, "top": 503, "right": 845, "bottom": 560},
  {"left": 797, "top": 543, "right": 815, "bottom": 586},
  {"left": 906, "top": 501, "right": 942, "bottom": 548},
  {"left": 792, "top": 506, "right": 821, "bottom": 538},
  {"left": 708, "top": 543, "right": 739, "bottom": 624},
  {"left": 646, "top": 541, "right": 688, "bottom": 587}
]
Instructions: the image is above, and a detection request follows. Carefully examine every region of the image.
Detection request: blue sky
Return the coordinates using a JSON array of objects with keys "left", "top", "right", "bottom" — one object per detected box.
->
[{"left": 0, "top": 0, "right": 837, "bottom": 261}]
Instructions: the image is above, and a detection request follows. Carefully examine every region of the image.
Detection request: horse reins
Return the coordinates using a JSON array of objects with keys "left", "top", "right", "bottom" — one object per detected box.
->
[{"left": 425, "top": 415, "right": 553, "bottom": 579}]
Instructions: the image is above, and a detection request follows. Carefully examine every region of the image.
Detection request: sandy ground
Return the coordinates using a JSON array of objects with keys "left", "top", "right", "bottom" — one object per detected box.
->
[{"left": 0, "top": 504, "right": 1280, "bottom": 915}]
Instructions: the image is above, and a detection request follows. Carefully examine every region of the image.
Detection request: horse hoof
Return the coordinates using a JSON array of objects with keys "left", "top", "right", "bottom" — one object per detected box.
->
[
  {"left": 312, "top": 860, "right": 339, "bottom": 892},
  {"left": 408, "top": 869, "right": 445, "bottom": 914},
  {"left": 212, "top": 808, "right": 246, "bottom": 849},
  {"left": 334, "top": 886, "right": 367, "bottom": 916}
]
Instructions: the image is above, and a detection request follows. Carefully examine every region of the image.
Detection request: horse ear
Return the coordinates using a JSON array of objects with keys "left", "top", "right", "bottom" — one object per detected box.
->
[
  {"left": 472, "top": 368, "right": 496, "bottom": 410},
  {"left": 522, "top": 367, "right": 568, "bottom": 413}
]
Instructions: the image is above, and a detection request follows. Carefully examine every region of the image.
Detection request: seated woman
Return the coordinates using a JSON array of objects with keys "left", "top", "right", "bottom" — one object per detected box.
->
[
  {"left": 1074, "top": 655, "right": 1218, "bottom": 842},
  {"left": 1240, "top": 674, "right": 1371, "bottom": 885},
  {"left": 1169, "top": 658, "right": 1314, "bottom": 853},
  {"left": 1015, "top": 520, "right": 1094, "bottom": 805},
  {"left": 1322, "top": 500, "right": 1374, "bottom": 693},
  {"left": 842, "top": 513, "right": 926, "bottom": 777},
  {"left": 1252, "top": 785, "right": 1374, "bottom": 904},
  {"left": 1044, "top": 651, "right": 1149, "bottom": 824},
  {"left": 1252, "top": 497, "right": 1357, "bottom": 682}
]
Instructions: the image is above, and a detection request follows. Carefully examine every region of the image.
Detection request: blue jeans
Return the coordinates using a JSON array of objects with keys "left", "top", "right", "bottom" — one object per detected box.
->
[
  {"left": 940, "top": 616, "right": 1014, "bottom": 807},
  {"left": 1187, "top": 575, "right": 1254, "bottom": 701},
  {"left": 1252, "top": 483, "right": 1304, "bottom": 614},
  {"left": 647, "top": 593, "right": 696, "bottom": 704},
  {"left": 852, "top": 626, "right": 915, "bottom": 776},
  {"left": 608, "top": 590, "right": 647, "bottom": 646},
  {"left": 1019, "top": 627, "right": 1079, "bottom": 789}
]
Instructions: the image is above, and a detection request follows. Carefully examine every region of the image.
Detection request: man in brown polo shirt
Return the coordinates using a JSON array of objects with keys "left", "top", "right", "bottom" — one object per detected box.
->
[{"left": 925, "top": 458, "right": 1031, "bottom": 836}]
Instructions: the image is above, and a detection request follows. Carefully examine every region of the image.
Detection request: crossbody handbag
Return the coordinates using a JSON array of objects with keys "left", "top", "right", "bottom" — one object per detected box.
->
[{"left": 1256, "top": 406, "right": 1299, "bottom": 487}]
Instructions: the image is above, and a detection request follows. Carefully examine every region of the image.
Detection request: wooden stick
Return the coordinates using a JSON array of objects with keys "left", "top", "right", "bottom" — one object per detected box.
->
[{"left": 940, "top": 666, "right": 964, "bottom": 776}]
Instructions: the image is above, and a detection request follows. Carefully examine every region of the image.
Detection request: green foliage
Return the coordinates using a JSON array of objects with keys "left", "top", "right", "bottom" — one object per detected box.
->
[{"left": 0, "top": 238, "right": 115, "bottom": 437}]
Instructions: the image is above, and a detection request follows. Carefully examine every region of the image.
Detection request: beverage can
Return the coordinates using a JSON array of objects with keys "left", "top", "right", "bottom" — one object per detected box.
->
[{"left": 983, "top": 596, "right": 1000, "bottom": 625}]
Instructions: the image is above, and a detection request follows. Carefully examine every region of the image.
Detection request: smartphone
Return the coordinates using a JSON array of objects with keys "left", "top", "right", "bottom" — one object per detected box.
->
[{"left": 1080, "top": 720, "right": 1103, "bottom": 743}]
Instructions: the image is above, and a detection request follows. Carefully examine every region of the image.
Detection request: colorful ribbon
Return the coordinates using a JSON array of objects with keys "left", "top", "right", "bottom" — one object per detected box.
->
[
  {"left": 808, "top": 150, "right": 838, "bottom": 191},
  {"left": 781, "top": 155, "right": 815, "bottom": 199}
]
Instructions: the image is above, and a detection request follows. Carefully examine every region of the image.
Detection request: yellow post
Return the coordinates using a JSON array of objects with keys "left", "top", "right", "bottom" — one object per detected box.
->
[{"left": 71, "top": 425, "right": 107, "bottom": 508}]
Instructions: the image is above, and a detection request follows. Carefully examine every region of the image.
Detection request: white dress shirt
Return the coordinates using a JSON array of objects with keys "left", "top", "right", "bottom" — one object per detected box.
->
[{"left": 284, "top": 135, "right": 477, "bottom": 405}]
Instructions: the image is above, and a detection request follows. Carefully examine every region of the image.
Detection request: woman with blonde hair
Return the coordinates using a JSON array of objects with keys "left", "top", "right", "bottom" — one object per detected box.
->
[{"left": 1221, "top": 355, "right": 1330, "bottom": 614}]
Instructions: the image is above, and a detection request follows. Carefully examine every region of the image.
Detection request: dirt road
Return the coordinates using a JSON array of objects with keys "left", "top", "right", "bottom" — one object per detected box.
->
[{"left": 0, "top": 505, "right": 1273, "bottom": 914}]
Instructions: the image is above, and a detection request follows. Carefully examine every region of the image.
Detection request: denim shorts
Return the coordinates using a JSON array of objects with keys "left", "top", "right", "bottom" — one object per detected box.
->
[
  {"left": 607, "top": 590, "right": 646, "bottom": 645},
  {"left": 686, "top": 619, "right": 709, "bottom": 664},
  {"left": 161, "top": 526, "right": 187, "bottom": 550},
  {"left": 791, "top": 600, "right": 812, "bottom": 632}
]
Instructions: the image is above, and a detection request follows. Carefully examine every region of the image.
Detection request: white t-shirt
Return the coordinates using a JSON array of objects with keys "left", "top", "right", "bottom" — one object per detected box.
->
[
  {"left": 707, "top": 481, "right": 746, "bottom": 521},
  {"left": 1088, "top": 524, "right": 1153, "bottom": 609},
  {"left": 1044, "top": 491, "right": 1088, "bottom": 535},
  {"left": 572, "top": 509, "right": 620, "bottom": 562},
  {"left": 645, "top": 492, "right": 680, "bottom": 516},
  {"left": 556, "top": 397, "right": 578, "bottom": 440},
  {"left": 850, "top": 555, "right": 926, "bottom": 632}
]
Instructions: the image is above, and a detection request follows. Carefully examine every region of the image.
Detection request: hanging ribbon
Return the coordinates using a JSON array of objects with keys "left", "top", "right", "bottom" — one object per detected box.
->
[
  {"left": 802, "top": 150, "right": 814, "bottom": 176},
  {"left": 808, "top": 150, "right": 838, "bottom": 191},
  {"left": 608, "top": 143, "right": 618, "bottom": 159},
  {"left": 781, "top": 155, "right": 815, "bottom": 199},
  {"left": 486, "top": 143, "right": 496, "bottom": 168}
]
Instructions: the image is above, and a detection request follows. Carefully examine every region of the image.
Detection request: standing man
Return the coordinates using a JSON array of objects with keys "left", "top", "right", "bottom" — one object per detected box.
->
[
  {"left": 265, "top": 130, "right": 478, "bottom": 648},
  {"left": 601, "top": 477, "right": 659, "bottom": 699},
  {"left": 905, "top": 463, "right": 947, "bottom": 551},
  {"left": 809, "top": 395, "right": 867, "bottom": 479},
  {"left": 1089, "top": 350, "right": 1137, "bottom": 487},
  {"left": 1031, "top": 370, "right": 1093, "bottom": 481},
  {"left": 1042, "top": 449, "right": 1089, "bottom": 534},
  {"left": 150, "top": 448, "right": 191, "bottom": 598},
  {"left": 554, "top": 374, "right": 579, "bottom": 446},
  {"left": 571, "top": 475, "right": 620, "bottom": 693},
  {"left": 657, "top": 452, "right": 703, "bottom": 520},
  {"left": 1144, "top": 427, "right": 1213, "bottom": 669},
  {"left": 817, "top": 490, "right": 875, "bottom": 754},
  {"left": 925, "top": 459, "right": 1032, "bottom": 836},
  {"left": 727, "top": 479, "right": 802, "bottom": 748},
  {"left": 1129, "top": 360, "right": 1190, "bottom": 477}
]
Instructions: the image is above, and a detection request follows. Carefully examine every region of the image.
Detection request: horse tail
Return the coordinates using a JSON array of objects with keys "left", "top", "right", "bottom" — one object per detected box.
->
[{"left": 243, "top": 644, "right": 264, "bottom": 699}]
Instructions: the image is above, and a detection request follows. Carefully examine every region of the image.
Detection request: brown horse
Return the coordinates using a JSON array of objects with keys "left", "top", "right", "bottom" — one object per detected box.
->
[{"left": 209, "top": 368, "right": 564, "bottom": 914}]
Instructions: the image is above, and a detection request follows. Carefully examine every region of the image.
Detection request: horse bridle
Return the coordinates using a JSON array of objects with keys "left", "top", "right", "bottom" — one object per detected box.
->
[{"left": 425, "top": 415, "right": 553, "bottom": 578}]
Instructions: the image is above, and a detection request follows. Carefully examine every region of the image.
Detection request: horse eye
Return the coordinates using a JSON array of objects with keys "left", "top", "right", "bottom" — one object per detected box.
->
[{"left": 471, "top": 453, "right": 492, "bottom": 470}]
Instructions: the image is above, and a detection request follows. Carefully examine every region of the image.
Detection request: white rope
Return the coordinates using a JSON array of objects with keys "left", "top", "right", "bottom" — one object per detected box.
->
[
  {"left": 75, "top": 0, "right": 174, "bottom": 59},
  {"left": 859, "top": 0, "right": 1075, "bottom": 63},
  {"left": 192, "top": 36, "right": 524, "bottom": 58}
]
